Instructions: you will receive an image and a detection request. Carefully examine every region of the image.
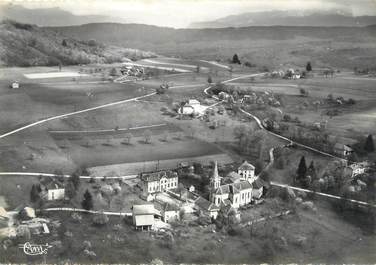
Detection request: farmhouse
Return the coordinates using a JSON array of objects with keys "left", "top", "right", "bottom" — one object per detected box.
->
[
  {"left": 132, "top": 204, "right": 161, "bottom": 231},
  {"left": 155, "top": 202, "right": 180, "bottom": 223},
  {"left": 40, "top": 178, "right": 65, "bottom": 201},
  {"left": 140, "top": 170, "right": 179, "bottom": 196},
  {"left": 334, "top": 143, "right": 353, "bottom": 157},
  {"left": 178, "top": 99, "right": 207, "bottom": 116},
  {"left": 237, "top": 160, "right": 256, "bottom": 183}
]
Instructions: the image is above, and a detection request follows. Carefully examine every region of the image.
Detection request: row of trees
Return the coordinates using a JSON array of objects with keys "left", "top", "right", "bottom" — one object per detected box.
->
[{"left": 61, "top": 130, "right": 190, "bottom": 149}]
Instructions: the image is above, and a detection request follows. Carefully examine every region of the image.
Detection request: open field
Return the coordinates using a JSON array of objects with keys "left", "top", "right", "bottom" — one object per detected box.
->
[
  {"left": 88, "top": 153, "right": 234, "bottom": 176},
  {"left": 228, "top": 73, "right": 376, "bottom": 141},
  {"left": 60, "top": 137, "right": 223, "bottom": 169},
  {"left": 0, "top": 72, "right": 152, "bottom": 134},
  {"left": 0, "top": 175, "right": 40, "bottom": 208},
  {"left": 0, "top": 56, "right": 375, "bottom": 264}
]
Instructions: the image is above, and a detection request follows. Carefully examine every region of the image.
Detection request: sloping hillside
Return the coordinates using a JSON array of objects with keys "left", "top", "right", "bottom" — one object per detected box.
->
[
  {"left": 0, "top": 20, "right": 156, "bottom": 67},
  {"left": 0, "top": 4, "right": 125, "bottom": 26},
  {"left": 50, "top": 23, "right": 376, "bottom": 70}
]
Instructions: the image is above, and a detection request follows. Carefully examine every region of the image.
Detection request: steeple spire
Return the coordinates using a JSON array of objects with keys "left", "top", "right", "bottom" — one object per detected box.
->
[
  {"left": 210, "top": 161, "right": 221, "bottom": 190},
  {"left": 212, "top": 161, "right": 219, "bottom": 179}
]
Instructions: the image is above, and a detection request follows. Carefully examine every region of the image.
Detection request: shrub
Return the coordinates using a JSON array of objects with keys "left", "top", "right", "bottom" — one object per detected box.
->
[
  {"left": 283, "top": 114, "right": 292, "bottom": 122},
  {"left": 93, "top": 213, "right": 109, "bottom": 226}
]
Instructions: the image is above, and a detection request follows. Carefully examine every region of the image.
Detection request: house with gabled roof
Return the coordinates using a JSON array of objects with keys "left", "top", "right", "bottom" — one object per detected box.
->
[
  {"left": 132, "top": 204, "right": 161, "bottom": 231},
  {"left": 252, "top": 177, "right": 266, "bottom": 199},
  {"left": 140, "top": 170, "right": 179, "bottom": 198},
  {"left": 40, "top": 177, "right": 65, "bottom": 201},
  {"left": 238, "top": 160, "right": 256, "bottom": 183},
  {"left": 155, "top": 202, "right": 180, "bottom": 223},
  {"left": 334, "top": 143, "right": 353, "bottom": 157},
  {"left": 194, "top": 196, "right": 220, "bottom": 220}
]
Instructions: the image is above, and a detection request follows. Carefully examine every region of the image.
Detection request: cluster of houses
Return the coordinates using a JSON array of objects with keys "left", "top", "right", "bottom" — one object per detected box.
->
[
  {"left": 0, "top": 206, "right": 52, "bottom": 239},
  {"left": 267, "top": 69, "right": 302, "bottom": 79},
  {"left": 218, "top": 90, "right": 281, "bottom": 108},
  {"left": 1, "top": 160, "right": 269, "bottom": 234},
  {"left": 132, "top": 160, "right": 267, "bottom": 230},
  {"left": 120, "top": 65, "right": 145, "bottom": 77}
]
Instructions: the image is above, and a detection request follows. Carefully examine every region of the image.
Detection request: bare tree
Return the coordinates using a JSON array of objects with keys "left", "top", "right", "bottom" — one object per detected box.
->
[
  {"left": 162, "top": 130, "right": 169, "bottom": 142},
  {"left": 124, "top": 132, "right": 133, "bottom": 145},
  {"left": 175, "top": 131, "right": 184, "bottom": 140},
  {"left": 143, "top": 129, "right": 152, "bottom": 144}
]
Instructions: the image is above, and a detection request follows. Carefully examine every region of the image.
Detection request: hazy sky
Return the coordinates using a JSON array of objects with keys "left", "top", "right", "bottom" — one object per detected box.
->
[{"left": 3, "top": 0, "right": 376, "bottom": 27}]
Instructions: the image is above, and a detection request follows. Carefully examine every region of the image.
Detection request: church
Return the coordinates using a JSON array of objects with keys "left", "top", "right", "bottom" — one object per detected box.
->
[{"left": 209, "top": 161, "right": 262, "bottom": 209}]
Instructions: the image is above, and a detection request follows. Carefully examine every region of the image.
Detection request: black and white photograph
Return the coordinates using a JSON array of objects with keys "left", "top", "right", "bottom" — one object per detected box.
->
[{"left": 0, "top": 0, "right": 375, "bottom": 263}]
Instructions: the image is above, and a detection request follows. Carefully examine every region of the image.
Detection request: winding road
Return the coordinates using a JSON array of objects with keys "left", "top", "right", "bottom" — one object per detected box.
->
[
  {"left": 0, "top": 68, "right": 374, "bottom": 209},
  {"left": 203, "top": 73, "right": 376, "bottom": 209}
]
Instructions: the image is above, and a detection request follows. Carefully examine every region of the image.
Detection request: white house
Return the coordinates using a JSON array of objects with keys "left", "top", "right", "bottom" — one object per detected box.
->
[
  {"left": 237, "top": 161, "right": 256, "bottom": 183},
  {"left": 179, "top": 99, "right": 207, "bottom": 116},
  {"left": 155, "top": 202, "right": 180, "bottom": 223},
  {"left": 46, "top": 182, "right": 65, "bottom": 201},
  {"left": 188, "top": 99, "right": 200, "bottom": 105},
  {"left": 140, "top": 170, "right": 179, "bottom": 196},
  {"left": 11, "top": 81, "right": 19, "bottom": 89},
  {"left": 40, "top": 178, "right": 65, "bottom": 201}
]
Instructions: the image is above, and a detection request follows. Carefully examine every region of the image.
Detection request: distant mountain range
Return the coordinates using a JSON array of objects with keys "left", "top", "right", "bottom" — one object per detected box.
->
[
  {"left": 0, "top": 4, "right": 125, "bottom": 26},
  {"left": 190, "top": 10, "right": 376, "bottom": 28}
]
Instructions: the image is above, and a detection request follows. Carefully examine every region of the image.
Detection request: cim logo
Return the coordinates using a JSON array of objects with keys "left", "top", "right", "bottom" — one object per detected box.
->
[{"left": 19, "top": 242, "right": 52, "bottom": 255}]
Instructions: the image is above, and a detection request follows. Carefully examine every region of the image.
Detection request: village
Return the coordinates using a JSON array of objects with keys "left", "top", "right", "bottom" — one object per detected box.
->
[{"left": 0, "top": 22, "right": 376, "bottom": 263}]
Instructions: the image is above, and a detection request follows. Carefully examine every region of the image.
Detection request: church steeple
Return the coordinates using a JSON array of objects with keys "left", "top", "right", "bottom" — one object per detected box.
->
[{"left": 210, "top": 161, "right": 221, "bottom": 190}]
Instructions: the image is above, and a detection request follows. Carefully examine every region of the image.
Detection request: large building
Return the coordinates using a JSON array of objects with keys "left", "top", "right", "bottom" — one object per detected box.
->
[
  {"left": 140, "top": 170, "right": 179, "bottom": 195},
  {"left": 209, "top": 161, "right": 263, "bottom": 209}
]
